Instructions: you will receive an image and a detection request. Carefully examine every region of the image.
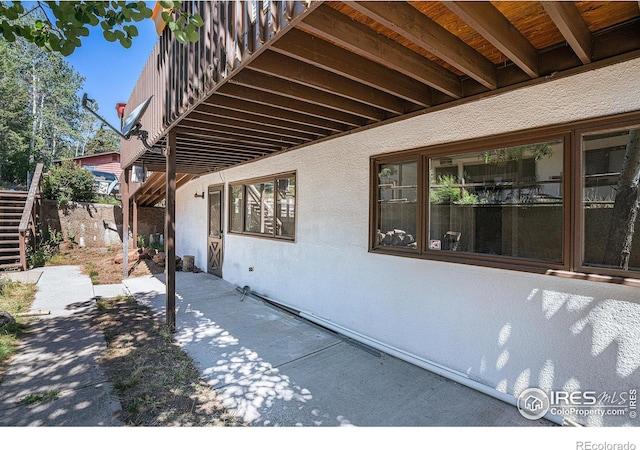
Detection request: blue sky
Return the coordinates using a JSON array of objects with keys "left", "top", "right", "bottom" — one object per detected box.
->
[{"left": 64, "top": 6, "right": 160, "bottom": 129}]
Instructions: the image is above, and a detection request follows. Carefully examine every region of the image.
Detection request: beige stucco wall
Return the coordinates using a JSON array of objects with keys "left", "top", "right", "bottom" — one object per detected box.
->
[{"left": 175, "top": 57, "right": 640, "bottom": 426}]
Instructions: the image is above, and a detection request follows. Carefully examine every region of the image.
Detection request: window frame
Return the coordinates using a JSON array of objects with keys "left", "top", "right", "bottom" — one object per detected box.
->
[
  {"left": 573, "top": 115, "right": 640, "bottom": 280},
  {"left": 369, "top": 110, "right": 640, "bottom": 285},
  {"left": 228, "top": 171, "right": 297, "bottom": 241},
  {"left": 370, "top": 150, "right": 424, "bottom": 255}
]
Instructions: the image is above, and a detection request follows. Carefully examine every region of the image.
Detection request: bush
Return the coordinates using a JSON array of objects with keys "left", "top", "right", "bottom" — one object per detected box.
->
[{"left": 43, "top": 160, "right": 95, "bottom": 204}]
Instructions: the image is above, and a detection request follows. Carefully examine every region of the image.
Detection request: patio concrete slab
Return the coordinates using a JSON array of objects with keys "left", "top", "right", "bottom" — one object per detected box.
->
[{"left": 123, "top": 272, "right": 554, "bottom": 427}]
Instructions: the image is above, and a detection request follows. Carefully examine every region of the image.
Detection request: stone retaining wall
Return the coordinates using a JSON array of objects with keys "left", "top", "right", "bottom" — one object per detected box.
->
[{"left": 41, "top": 199, "right": 164, "bottom": 248}]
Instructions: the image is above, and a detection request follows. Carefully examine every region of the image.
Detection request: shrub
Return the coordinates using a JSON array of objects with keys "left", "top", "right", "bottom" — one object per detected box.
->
[{"left": 43, "top": 160, "right": 95, "bottom": 204}]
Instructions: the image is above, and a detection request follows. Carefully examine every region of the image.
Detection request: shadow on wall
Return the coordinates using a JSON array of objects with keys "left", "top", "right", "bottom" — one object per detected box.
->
[{"left": 472, "top": 286, "right": 640, "bottom": 426}]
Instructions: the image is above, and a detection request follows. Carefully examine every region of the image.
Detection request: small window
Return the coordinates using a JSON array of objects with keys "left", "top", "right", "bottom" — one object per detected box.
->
[
  {"left": 582, "top": 127, "right": 640, "bottom": 273},
  {"left": 245, "top": 180, "right": 274, "bottom": 235},
  {"left": 276, "top": 176, "right": 296, "bottom": 238},
  {"left": 375, "top": 159, "right": 418, "bottom": 249},
  {"left": 229, "top": 185, "right": 244, "bottom": 233},
  {"left": 229, "top": 172, "right": 296, "bottom": 240}
]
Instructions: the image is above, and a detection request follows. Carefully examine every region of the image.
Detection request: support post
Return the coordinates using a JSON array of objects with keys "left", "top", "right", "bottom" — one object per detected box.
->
[
  {"left": 132, "top": 195, "right": 138, "bottom": 249},
  {"left": 122, "top": 168, "right": 130, "bottom": 280},
  {"left": 165, "top": 131, "right": 177, "bottom": 332}
]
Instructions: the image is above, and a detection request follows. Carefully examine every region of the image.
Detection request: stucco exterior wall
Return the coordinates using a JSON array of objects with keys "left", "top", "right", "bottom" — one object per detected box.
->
[{"left": 175, "top": 58, "right": 640, "bottom": 426}]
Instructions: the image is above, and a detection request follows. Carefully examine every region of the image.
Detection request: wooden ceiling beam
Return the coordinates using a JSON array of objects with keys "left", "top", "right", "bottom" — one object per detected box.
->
[
  {"left": 175, "top": 116, "right": 308, "bottom": 146},
  {"left": 175, "top": 131, "right": 281, "bottom": 153},
  {"left": 137, "top": 173, "right": 198, "bottom": 203},
  {"left": 173, "top": 143, "right": 266, "bottom": 159},
  {"left": 350, "top": 1, "right": 497, "bottom": 90},
  {"left": 218, "top": 82, "right": 367, "bottom": 127},
  {"left": 200, "top": 96, "right": 347, "bottom": 133},
  {"left": 542, "top": 1, "right": 593, "bottom": 64},
  {"left": 298, "top": 4, "right": 463, "bottom": 99},
  {"left": 184, "top": 111, "right": 317, "bottom": 142},
  {"left": 176, "top": 121, "right": 300, "bottom": 147},
  {"left": 250, "top": 51, "right": 409, "bottom": 115},
  {"left": 137, "top": 174, "right": 165, "bottom": 197},
  {"left": 272, "top": 28, "right": 431, "bottom": 107},
  {"left": 175, "top": 138, "right": 273, "bottom": 157},
  {"left": 234, "top": 69, "right": 387, "bottom": 121},
  {"left": 443, "top": 1, "right": 539, "bottom": 78},
  {"left": 194, "top": 101, "right": 329, "bottom": 137},
  {"left": 178, "top": 128, "right": 281, "bottom": 151}
]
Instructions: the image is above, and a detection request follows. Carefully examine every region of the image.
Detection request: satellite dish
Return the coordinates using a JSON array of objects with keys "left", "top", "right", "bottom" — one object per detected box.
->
[
  {"left": 122, "top": 96, "right": 153, "bottom": 139},
  {"left": 81, "top": 93, "right": 161, "bottom": 154}
]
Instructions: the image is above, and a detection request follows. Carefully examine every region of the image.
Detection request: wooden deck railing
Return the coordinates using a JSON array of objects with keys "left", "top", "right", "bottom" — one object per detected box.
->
[
  {"left": 121, "top": 0, "right": 314, "bottom": 170},
  {"left": 18, "top": 163, "right": 44, "bottom": 271}
]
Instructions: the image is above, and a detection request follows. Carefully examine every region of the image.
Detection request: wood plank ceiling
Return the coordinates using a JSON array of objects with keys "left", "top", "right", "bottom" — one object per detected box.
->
[{"left": 136, "top": 1, "right": 640, "bottom": 178}]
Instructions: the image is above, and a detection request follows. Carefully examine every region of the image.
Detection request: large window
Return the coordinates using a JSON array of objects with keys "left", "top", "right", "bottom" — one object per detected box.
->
[
  {"left": 370, "top": 112, "right": 640, "bottom": 282},
  {"left": 229, "top": 173, "right": 296, "bottom": 240},
  {"left": 428, "top": 140, "right": 564, "bottom": 263}
]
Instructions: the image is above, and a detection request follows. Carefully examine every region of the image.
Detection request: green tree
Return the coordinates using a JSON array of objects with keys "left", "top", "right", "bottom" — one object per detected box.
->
[
  {"left": 0, "top": 38, "right": 30, "bottom": 184},
  {"left": 0, "top": 35, "right": 86, "bottom": 183},
  {"left": 0, "top": 1, "right": 203, "bottom": 56},
  {"left": 27, "top": 43, "right": 85, "bottom": 165},
  {"left": 83, "top": 123, "right": 121, "bottom": 155}
]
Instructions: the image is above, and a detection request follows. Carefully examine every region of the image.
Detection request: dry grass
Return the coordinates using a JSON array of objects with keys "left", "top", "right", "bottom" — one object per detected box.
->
[
  {"left": 0, "top": 280, "right": 37, "bottom": 381},
  {"left": 92, "top": 296, "right": 243, "bottom": 427},
  {"left": 48, "top": 245, "right": 164, "bottom": 284}
]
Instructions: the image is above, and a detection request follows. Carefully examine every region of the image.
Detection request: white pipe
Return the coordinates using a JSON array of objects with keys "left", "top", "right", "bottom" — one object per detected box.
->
[{"left": 244, "top": 288, "right": 565, "bottom": 426}]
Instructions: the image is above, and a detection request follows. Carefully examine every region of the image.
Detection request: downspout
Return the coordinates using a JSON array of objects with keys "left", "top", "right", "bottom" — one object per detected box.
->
[{"left": 243, "top": 288, "right": 566, "bottom": 427}]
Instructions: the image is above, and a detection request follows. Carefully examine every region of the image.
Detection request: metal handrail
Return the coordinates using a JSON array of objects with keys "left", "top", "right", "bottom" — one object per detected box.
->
[{"left": 18, "top": 163, "right": 44, "bottom": 270}]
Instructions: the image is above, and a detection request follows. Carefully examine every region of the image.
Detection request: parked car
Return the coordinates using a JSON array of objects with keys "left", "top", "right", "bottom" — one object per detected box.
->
[{"left": 91, "top": 169, "right": 120, "bottom": 196}]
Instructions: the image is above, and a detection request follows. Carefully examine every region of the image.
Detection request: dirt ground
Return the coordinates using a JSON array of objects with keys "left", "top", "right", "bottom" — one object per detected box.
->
[
  {"left": 49, "top": 245, "right": 164, "bottom": 285},
  {"left": 46, "top": 245, "right": 242, "bottom": 426},
  {"left": 92, "top": 297, "right": 242, "bottom": 426}
]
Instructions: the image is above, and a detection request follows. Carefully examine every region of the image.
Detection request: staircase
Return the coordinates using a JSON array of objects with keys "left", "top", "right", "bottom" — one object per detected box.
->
[
  {"left": 0, "top": 163, "right": 44, "bottom": 272},
  {"left": 0, "top": 190, "right": 27, "bottom": 271}
]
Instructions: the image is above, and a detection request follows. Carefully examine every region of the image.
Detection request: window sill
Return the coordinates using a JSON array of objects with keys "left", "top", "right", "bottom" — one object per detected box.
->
[{"left": 227, "top": 231, "right": 295, "bottom": 242}]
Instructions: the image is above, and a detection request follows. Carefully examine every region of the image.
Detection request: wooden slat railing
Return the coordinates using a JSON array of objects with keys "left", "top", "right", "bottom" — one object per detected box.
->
[
  {"left": 120, "top": 0, "right": 315, "bottom": 170},
  {"left": 18, "top": 163, "right": 44, "bottom": 271}
]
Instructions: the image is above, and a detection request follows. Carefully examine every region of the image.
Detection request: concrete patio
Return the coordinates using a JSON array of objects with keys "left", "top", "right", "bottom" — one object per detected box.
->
[{"left": 123, "top": 271, "right": 554, "bottom": 427}]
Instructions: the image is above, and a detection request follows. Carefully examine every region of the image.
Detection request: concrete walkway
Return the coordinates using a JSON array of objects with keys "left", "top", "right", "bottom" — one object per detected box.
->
[
  {"left": 124, "top": 272, "right": 553, "bottom": 427},
  {"left": 0, "top": 266, "right": 123, "bottom": 426},
  {"left": 1, "top": 266, "right": 554, "bottom": 427}
]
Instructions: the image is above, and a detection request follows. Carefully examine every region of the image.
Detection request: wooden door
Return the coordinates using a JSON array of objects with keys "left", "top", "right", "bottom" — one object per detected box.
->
[{"left": 207, "top": 185, "right": 223, "bottom": 277}]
